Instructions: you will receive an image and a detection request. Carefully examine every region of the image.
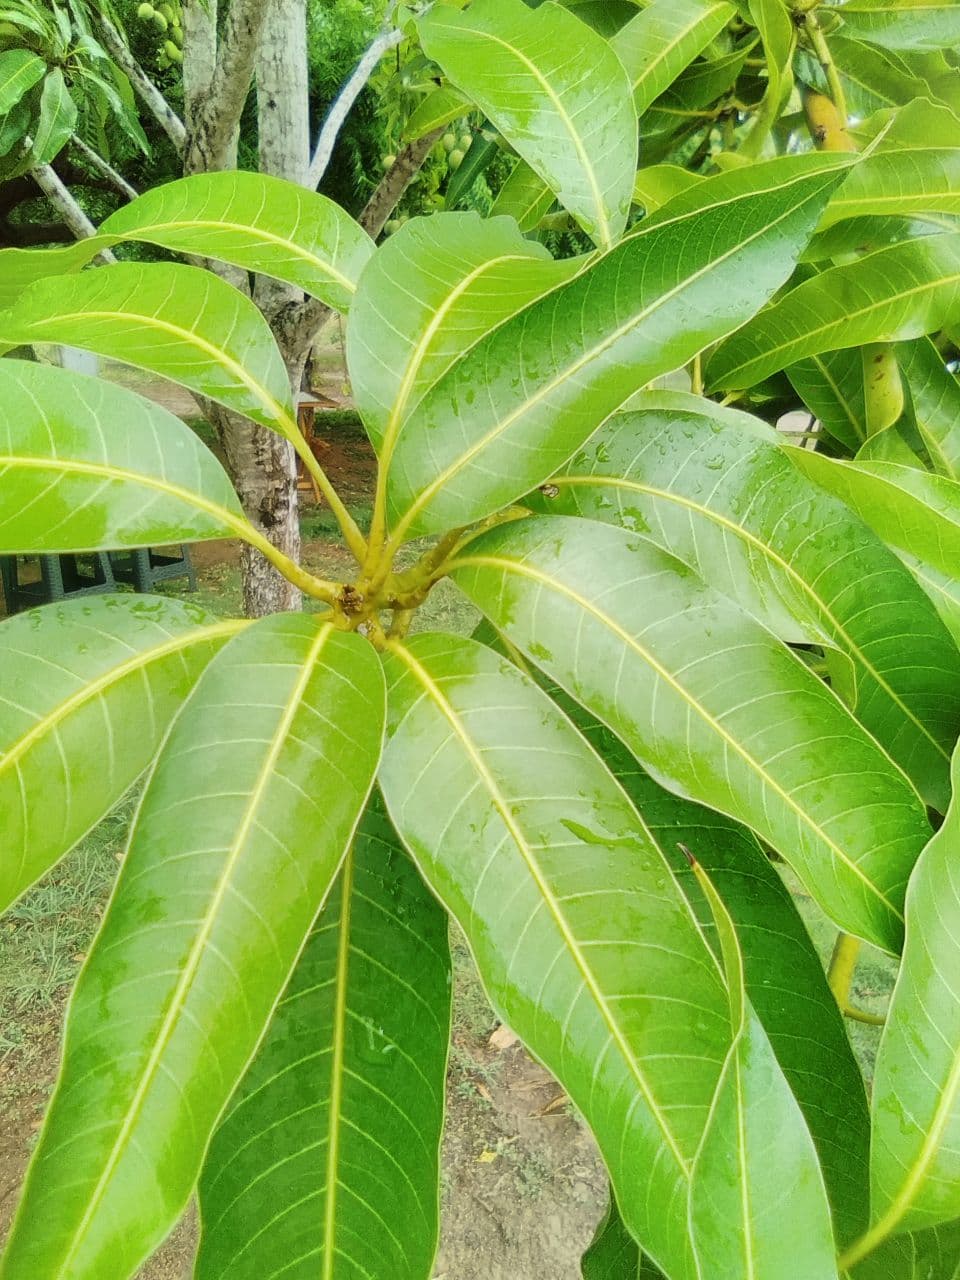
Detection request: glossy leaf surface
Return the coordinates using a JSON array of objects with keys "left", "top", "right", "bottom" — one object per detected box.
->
[
  {"left": 417, "top": 0, "right": 637, "bottom": 248},
  {"left": 0, "top": 262, "right": 298, "bottom": 439},
  {"left": 822, "top": 146, "right": 960, "bottom": 229},
  {"left": 0, "top": 596, "right": 239, "bottom": 913},
  {"left": 788, "top": 350, "right": 868, "bottom": 451},
  {"left": 380, "top": 633, "right": 730, "bottom": 1280},
  {"left": 347, "top": 212, "right": 578, "bottom": 453},
  {"left": 0, "top": 49, "right": 44, "bottom": 113},
  {"left": 836, "top": 0, "right": 960, "bottom": 50},
  {"left": 0, "top": 360, "right": 245, "bottom": 552},
  {"left": 452, "top": 516, "right": 932, "bottom": 950},
  {"left": 582, "top": 1197, "right": 657, "bottom": 1279},
  {"left": 487, "top": 159, "right": 555, "bottom": 231},
  {"left": 0, "top": 618, "right": 384, "bottom": 1279},
  {"left": 197, "top": 796, "right": 451, "bottom": 1280},
  {"left": 709, "top": 232, "right": 960, "bottom": 389},
  {"left": 387, "top": 155, "right": 849, "bottom": 540},
  {"left": 611, "top": 0, "right": 734, "bottom": 114},
  {"left": 535, "top": 394, "right": 960, "bottom": 811},
  {"left": 898, "top": 337, "right": 960, "bottom": 480}
]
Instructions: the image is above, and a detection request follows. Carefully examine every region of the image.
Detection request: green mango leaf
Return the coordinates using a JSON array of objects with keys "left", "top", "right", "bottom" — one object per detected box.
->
[
  {"left": 488, "top": 159, "right": 555, "bottom": 231},
  {"left": 797, "top": 36, "right": 960, "bottom": 117},
  {"left": 847, "top": 1218, "right": 960, "bottom": 1280},
  {"left": 822, "top": 146, "right": 960, "bottom": 229},
  {"left": 417, "top": 0, "right": 637, "bottom": 248},
  {"left": 0, "top": 617, "right": 384, "bottom": 1279},
  {"left": 379, "top": 633, "right": 731, "bottom": 1280},
  {"left": 0, "top": 240, "right": 99, "bottom": 311},
  {"left": 785, "top": 450, "right": 960, "bottom": 644},
  {"left": 788, "top": 350, "right": 867, "bottom": 451},
  {"left": 836, "top": 0, "right": 960, "bottom": 51},
  {"left": 451, "top": 515, "right": 933, "bottom": 950},
  {"left": 708, "top": 233, "right": 960, "bottom": 390},
  {"left": 560, "top": 0, "right": 638, "bottom": 36},
  {"left": 687, "top": 853, "right": 838, "bottom": 1280},
  {"left": 0, "top": 596, "right": 240, "bottom": 914},
  {"left": 196, "top": 795, "right": 451, "bottom": 1280},
  {"left": 558, "top": 689, "right": 870, "bottom": 1245},
  {"left": 0, "top": 262, "right": 299, "bottom": 441},
  {"left": 804, "top": 213, "right": 960, "bottom": 265},
  {"left": 30, "top": 68, "right": 77, "bottom": 166},
  {"left": 0, "top": 360, "right": 246, "bottom": 552},
  {"left": 347, "top": 213, "right": 577, "bottom": 454},
  {"left": 444, "top": 131, "right": 500, "bottom": 208},
  {"left": 611, "top": 0, "right": 735, "bottom": 115},
  {"left": 533, "top": 393, "right": 960, "bottom": 811},
  {"left": 582, "top": 1196, "right": 659, "bottom": 1278},
  {"left": 852, "top": 744, "right": 960, "bottom": 1260},
  {"left": 898, "top": 337, "right": 960, "bottom": 480},
  {"left": 0, "top": 49, "right": 44, "bottom": 113},
  {"left": 387, "top": 154, "right": 851, "bottom": 541},
  {"left": 98, "top": 172, "right": 375, "bottom": 313},
  {"left": 745, "top": 0, "right": 795, "bottom": 146},
  {"left": 402, "top": 85, "right": 466, "bottom": 140},
  {"left": 632, "top": 165, "right": 704, "bottom": 212}
]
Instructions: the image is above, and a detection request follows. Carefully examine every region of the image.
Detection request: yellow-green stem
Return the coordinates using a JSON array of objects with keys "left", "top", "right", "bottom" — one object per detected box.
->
[
  {"left": 232, "top": 518, "right": 340, "bottom": 604},
  {"left": 828, "top": 933, "right": 861, "bottom": 1007},
  {"left": 288, "top": 426, "right": 368, "bottom": 565},
  {"left": 807, "top": 14, "right": 850, "bottom": 140}
]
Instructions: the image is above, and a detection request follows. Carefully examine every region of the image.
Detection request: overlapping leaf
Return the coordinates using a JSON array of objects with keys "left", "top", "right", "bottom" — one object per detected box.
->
[
  {"left": 0, "top": 360, "right": 246, "bottom": 552},
  {"left": 451, "top": 516, "right": 932, "bottom": 950},
  {"left": 797, "top": 36, "right": 957, "bottom": 118},
  {"left": 708, "top": 232, "right": 960, "bottom": 389},
  {"left": 488, "top": 160, "right": 555, "bottom": 231},
  {"left": 379, "top": 633, "right": 731, "bottom": 1280},
  {"left": 417, "top": 0, "right": 637, "bottom": 248},
  {"left": 610, "top": 0, "right": 734, "bottom": 115},
  {"left": 0, "top": 262, "right": 298, "bottom": 439},
  {"left": 30, "top": 68, "right": 75, "bottom": 166},
  {"left": 687, "top": 856, "right": 838, "bottom": 1280},
  {"left": 788, "top": 349, "right": 867, "bottom": 451},
  {"left": 387, "top": 154, "right": 851, "bottom": 540},
  {"left": 197, "top": 796, "right": 451, "bottom": 1280},
  {"left": 898, "top": 337, "right": 960, "bottom": 479},
  {"left": 347, "top": 213, "right": 580, "bottom": 454},
  {"left": 822, "top": 145, "right": 960, "bottom": 229},
  {"left": 0, "top": 596, "right": 239, "bottom": 913},
  {"left": 582, "top": 1197, "right": 658, "bottom": 1278},
  {"left": 0, "top": 49, "right": 44, "bottom": 113},
  {"left": 836, "top": 0, "right": 960, "bottom": 51},
  {"left": 0, "top": 617, "right": 384, "bottom": 1279},
  {"left": 532, "top": 393, "right": 960, "bottom": 811}
]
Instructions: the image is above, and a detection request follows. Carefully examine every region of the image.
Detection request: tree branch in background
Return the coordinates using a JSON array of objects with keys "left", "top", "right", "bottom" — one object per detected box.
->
[
  {"left": 307, "top": 26, "right": 404, "bottom": 189},
  {"left": 182, "top": 0, "right": 218, "bottom": 127},
  {"left": 70, "top": 134, "right": 139, "bottom": 202},
  {"left": 28, "top": 154, "right": 116, "bottom": 262},
  {"left": 94, "top": 11, "right": 186, "bottom": 154},
  {"left": 184, "top": 0, "right": 271, "bottom": 174}
]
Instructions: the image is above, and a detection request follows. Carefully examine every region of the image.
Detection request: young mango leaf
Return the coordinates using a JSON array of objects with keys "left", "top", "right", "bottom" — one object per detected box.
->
[
  {"left": 30, "top": 68, "right": 77, "bottom": 166},
  {"left": 797, "top": 35, "right": 959, "bottom": 118},
  {"left": 387, "top": 154, "right": 851, "bottom": 541},
  {"left": 97, "top": 172, "right": 374, "bottom": 313},
  {"left": 804, "top": 213, "right": 960, "bottom": 266},
  {"left": 835, "top": 0, "right": 960, "bottom": 51},
  {"left": 402, "top": 85, "right": 466, "bottom": 141},
  {"left": 854, "top": 744, "right": 960, "bottom": 1260},
  {"left": 687, "top": 855, "right": 838, "bottom": 1280},
  {"left": 0, "top": 240, "right": 98, "bottom": 310},
  {"left": 556, "top": 688, "right": 871, "bottom": 1246},
  {"left": 632, "top": 165, "right": 704, "bottom": 213},
  {"left": 417, "top": 0, "right": 637, "bottom": 248},
  {"left": 610, "top": 0, "right": 735, "bottom": 115},
  {"left": 786, "top": 452, "right": 960, "bottom": 651},
  {"left": 582, "top": 1195, "right": 660, "bottom": 1278},
  {"left": 0, "top": 49, "right": 45, "bottom": 113},
  {"left": 488, "top": 159, "right": 556, "bottom": 231},
  {"left": 196, "top": 795, "right": 451, "bottom": 1280},
  {"left": 898, "top": 336, "right": 960, "bottom": 479},
  {"left": 379, "top": 633, "right": 731, "bottom": 1280},
  {"left": 0, "top": 617, "right": 384, "bottom": 1280},
  {"left": 532, "top": 393, "right": 960, "bottom": 812},
  {"left": 0, "top": 360, "right": 247, "bottom": 552},
  {"left": 451, "top": 516, "right": 933, "bottom": 951},
  {"left": 708, "top": 232, "right": 960, "bottom": 390},
  {"left": 0, "top": 596, "right": 240, "bottom": 914},
  {"left": 743, "top": 0, "right": 795, "bottom": 150},
  {"left": 0, "top": 262, "right": 299, "bottom": 440},
  {"left": 787, "top": 350, "right": 868, "bottom": 451},
  {"left": 347, "top": 212, "right": 579, "bottom": 454}
]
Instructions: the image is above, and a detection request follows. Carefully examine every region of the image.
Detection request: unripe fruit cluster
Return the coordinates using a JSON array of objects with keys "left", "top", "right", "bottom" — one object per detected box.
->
[{"left": 137, "top": 2, "right": 183, "bottom": 65}]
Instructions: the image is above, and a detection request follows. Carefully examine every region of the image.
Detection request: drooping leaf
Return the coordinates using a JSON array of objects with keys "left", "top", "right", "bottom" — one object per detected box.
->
[
  {"left": 836, "top": 0, "right": 960, "bottom": 51},
  {"left": 417, "top": 0, "right": 637, "bottom": 248},
  {"left": 898, "top": 336, "right": 960, "bottom": 479},
  {"left": 0, "top": 262, "right": 299, "bottom": 440},
  {"left": 744, "top": 0, "right": 796, "bottom": 147},
  {"left": 796, "top": 35, "right": 956, "bottom": 118},
  {"left": 488, "top": 159, "right": 555, "bottom": 231},
  {"left": 708, "top": 233, "right": 960, "bottom": 390},
  {"left": 860, "top": 743, "right": 960, "bottom": 1253},
  {"left": 30, "top": 68, "right": 77, "bottom": 166},
  {"left": 379, "top": 633, "right": 731, "bottom": 1280},
  {"left": 347, "top": 213, "right": 578, "bottom": 454},
  {"left": 0, "top": 360, "right": 246, "bottom": 552},
  {"left": 387, "top": 154, "right": 851, "bottom": 540},
  {"left": 632, "top": 165, "right": 704, "bottom": 213},
  {"left": 556, "top": 687, "right": 871, "bottom": 1246},
  {"left": 402, "top": 85, "right": 466, "bottom": 140},
  {"left": 0, "top": 241, "right": 100, "bottom": 310},
  {"left": 788, "top": 349, "right": 867, "bottom": 451},
  {"left": 611, "top": 0, "right": 735, "bottom": 115},
  {"left": 451, "top": 515, "right": 933, "bottom": 950},
  {"left": 196, "top": 795, "right": 451, "bottom": 1280},
  {"left": 0, "top": 49, "right": 44, "bottom": 113},
  {"left": 532, "top": 393, "right": 960, "bottom": 811},
  {"left": 0, "top": 596, "right": 240, "bottom": 914},
  {"left": 0, "top": 617, "right": 384, "bottom": 1279},
  {"left": 98, "top": 172, "right": 375, "bottom": 313},
  {"left": 821, "top": 145, "right": 960, "bottom": 230},
  {"left": 687, "top": 853, "right": 838, "bottom": 1280}
]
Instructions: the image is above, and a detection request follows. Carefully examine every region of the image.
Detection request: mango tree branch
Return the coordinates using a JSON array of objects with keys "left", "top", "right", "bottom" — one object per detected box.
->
[
  {"left": 184, "top": 0, "right": 271, "bottom": 173},
  {"left": 93, "top": 12, "right": 186, "bottom": 153},
  {"left": 70, "top": 135, "right": 138, "bottom": 202},
  {"left": 28, "top": 152, "right": 116, "bottom": 262}
]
